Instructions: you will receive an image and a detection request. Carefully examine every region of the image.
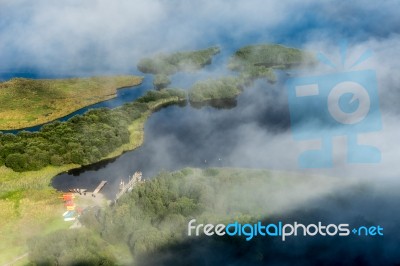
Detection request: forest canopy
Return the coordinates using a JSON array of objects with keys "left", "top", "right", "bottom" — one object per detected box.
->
[
  {"left": 0, "top": 89, "right": 186, "bottom": 172},
  {"left": 137, "top": 46, "right": 221, "bottom": 75},
  {"left": 187, "top": 44, "right": 315, "bottom": 105},
  {"left": 188, "top": 76, "right": 245, "bottom": 103},
  {"left": 28, "top": 167, "right": 339, "bottom": 265}
]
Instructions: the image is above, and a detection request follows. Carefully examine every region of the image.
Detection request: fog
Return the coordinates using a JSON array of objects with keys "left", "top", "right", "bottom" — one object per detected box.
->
[
  {"left": 2, "top": 0, "right": 400, "bottom": 264},
  {"left": 2, "top": 1, "right": 397, "bottom": 73}
]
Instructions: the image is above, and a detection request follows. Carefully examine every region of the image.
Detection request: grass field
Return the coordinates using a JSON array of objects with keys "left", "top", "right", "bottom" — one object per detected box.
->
[
  {"left": 0, "top": 75, "right": 143, "bottom": 130},
  {"left": 0, "top": 165, "right": 76, "bottom": 265},
  {"left": 0, "top": 95, "right": 183, "bottom": 265}
]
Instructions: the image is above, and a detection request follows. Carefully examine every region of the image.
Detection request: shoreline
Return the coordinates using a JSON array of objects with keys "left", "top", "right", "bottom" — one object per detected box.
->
[
  {"left": 0, "top": 95, "right": 185, "bottom": 264},
  {"left": 0, "top": 76, "right": 144, "bottom": 131},
  {"left": 55, "top": 96, "right": 186, "bottom": 178}
]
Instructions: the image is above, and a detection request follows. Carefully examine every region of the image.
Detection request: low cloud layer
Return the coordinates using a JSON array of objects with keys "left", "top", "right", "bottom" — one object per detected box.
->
[
  {"left": 3, "top": 1, "right": 400, "bottom": 262},
  {"left": 1, "top": 0, "right": 399, "bottom": 74},
  {"left": 11, "top": 0, "right": 395, "bottom": 192}
]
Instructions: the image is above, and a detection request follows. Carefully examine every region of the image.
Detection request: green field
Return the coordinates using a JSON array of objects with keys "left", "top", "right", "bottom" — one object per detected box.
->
[
  {"left": 0, "top": 164, "right": 77, "bottom": 265},
  {"left": 0, "top": 75, "right": 143, "bottom": 130}
]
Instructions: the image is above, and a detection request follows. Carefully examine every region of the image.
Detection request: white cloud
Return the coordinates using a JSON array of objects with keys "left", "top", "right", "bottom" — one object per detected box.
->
[{"left": 2, "top": 0, "right": 400, "bottom": 188}]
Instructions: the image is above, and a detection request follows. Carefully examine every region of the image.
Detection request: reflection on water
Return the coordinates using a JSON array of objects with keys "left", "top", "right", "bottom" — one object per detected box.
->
[
  {"left": 51, "top": 79, "right": 288, "bottom": 198},
  {"left": 0, "top": 73, "right": 154, "bottom": 134},
  {"left": 2, "top": 35, "right": 399, "bottom": 265},
  {"left": 190, "top": 98, "right": 238, "bottom": 109}
]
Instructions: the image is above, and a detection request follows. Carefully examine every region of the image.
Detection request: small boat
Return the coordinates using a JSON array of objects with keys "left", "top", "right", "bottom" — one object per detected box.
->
[
  {"left": 64, "top": 211, "right": 75, "bottom": 218},
  {"left": 66, "top": 206, "right": 76, "bottom": 211}
]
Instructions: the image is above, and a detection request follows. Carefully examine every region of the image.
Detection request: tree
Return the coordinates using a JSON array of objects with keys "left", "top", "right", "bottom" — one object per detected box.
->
[
  {"left": 28, "top": 229, "right": 116, "bottom": 265},
  {"left": 5, "top": 153, "right": 29, "bottom": 172}
]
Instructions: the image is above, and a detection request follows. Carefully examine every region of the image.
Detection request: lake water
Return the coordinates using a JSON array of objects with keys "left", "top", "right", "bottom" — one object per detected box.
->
[
  {"left": 0, "top": 73, "right": 154, "bottom": 134},
  {"left": 51, "top": 74, "right": 291, "bottom": 198},
  {"left": 2, "top": 28, "right": 400, "bottom": 265},
  {"left": 0, "top": 47, "right": 290, "bottom": 198}
]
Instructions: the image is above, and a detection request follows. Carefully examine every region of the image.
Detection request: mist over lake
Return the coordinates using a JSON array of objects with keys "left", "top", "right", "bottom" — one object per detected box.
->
[{"left": 1, "top": 1, "right": 400, "bottom": 265}]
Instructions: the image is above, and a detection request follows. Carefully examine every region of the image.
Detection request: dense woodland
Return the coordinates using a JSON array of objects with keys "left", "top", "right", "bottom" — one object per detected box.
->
[
  {"left": 0, "top": 89, "right": 185, "bottom": 172},
  {"left": 188, "top": 76, "right": 247, "bottom": 103},
  {"left": 187, "top": 45, "right": 314, "bottom": 103},
  {"left": 27, "top": 168, "right": 380, "bottom": 266},
  {"left": 228, "top": 44, "right": 313, "bottom": 72},
  {"left": 28, "top": 168, "right": 272, "bottom": 265},
  {"left": 28, "top": 229, "right": 116, "bottom": 265},
  {"left": 137, "top": 46, "right": 220, "bottom": 75}
]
